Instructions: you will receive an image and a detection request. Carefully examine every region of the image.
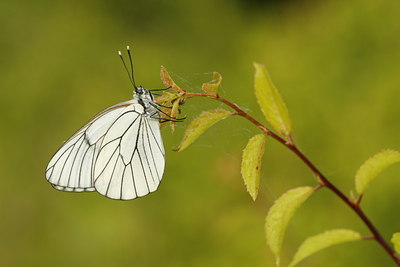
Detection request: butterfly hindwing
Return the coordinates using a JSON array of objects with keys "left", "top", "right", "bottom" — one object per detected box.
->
[{"left": 94, "top": 104, "right": 165, "bottom": 200}]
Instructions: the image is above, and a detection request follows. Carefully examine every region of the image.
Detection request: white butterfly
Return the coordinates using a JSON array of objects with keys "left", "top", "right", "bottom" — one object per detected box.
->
[{"left": 45, "top": 47, "right": 168, "bottom": 200}]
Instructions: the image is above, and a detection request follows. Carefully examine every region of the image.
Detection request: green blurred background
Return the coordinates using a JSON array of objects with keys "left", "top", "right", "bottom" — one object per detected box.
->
[{"left": 1, "top": 0, "right": 400, "bottom": 266}]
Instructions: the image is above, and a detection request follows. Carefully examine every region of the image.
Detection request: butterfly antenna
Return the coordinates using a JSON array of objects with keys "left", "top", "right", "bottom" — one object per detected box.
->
[
  {"left": 126, "top": 45, "right": 137, "bottom": 89},
  {"left": 118, "top": 50, "right": 135, "bottom": 88}
]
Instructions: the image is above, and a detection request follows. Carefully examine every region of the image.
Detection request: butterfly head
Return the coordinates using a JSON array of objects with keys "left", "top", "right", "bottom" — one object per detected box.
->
[
  {"left": 135, "top": 86, "right": 145, "bottom": 95},
  {"left": 134, "top": 86, "right": 157, "bottom": 115},
  {"left": 134, "top": 86, "right": 153, "bottom": 100}
]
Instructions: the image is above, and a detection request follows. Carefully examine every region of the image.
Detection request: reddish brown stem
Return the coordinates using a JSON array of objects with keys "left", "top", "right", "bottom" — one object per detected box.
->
[{"left": 187, "top": 92, "right": 400, "bottom": 265}]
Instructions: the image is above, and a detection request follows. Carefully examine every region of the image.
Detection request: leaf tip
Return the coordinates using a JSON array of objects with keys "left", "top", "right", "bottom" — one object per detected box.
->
[{"left": 253, "top": 61, "right": 262, "bottom": 68}]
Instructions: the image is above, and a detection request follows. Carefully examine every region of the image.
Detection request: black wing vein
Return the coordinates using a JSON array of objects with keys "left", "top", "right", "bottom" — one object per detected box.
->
[{"left": 144, "top": 119, "right": 161, "bottom": 182}]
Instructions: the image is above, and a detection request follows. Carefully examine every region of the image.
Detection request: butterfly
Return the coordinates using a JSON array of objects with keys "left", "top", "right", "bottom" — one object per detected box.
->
[{"left": 45, "top": 46, "right": 181, "bottom": 200}]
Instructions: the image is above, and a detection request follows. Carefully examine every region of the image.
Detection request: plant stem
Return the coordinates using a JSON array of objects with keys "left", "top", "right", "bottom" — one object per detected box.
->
[
  {"left": 288, "top": 144, "right": 400, "bottom": 265},
  {"left": 188, "top": 92, "right": 400, "bottom": 265}
]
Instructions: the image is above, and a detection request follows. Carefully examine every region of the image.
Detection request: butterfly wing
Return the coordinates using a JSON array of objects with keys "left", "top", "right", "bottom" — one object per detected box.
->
[
  {"left": 94, "top": 103, "right": 165, "bottom": 200},
  {"left": 45, "top": 100, "right": 135, "bottom": 192}
]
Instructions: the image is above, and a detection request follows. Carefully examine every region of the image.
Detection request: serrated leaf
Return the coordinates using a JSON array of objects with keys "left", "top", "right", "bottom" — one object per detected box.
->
[
  {"left": 202, "top": 72, "right": 222, "bottom": 95},
  {"left": 355, "top": 149, "right": 400, "bottom": 195},
  {"left": 254, "top": 62, "right": 292, "bottom": 136},
  {"left": 391, "top": 232, "right": 400, "bottom": 254},
  {"left": 288, "top": 229, "right": 361, "bottom": 267},
  {"left": 160, "top": 65, "right": 185, "bottom": 93},
  {"left": 241, "top": 134, "right": 266, "bottom": 201},
  {"left": 174, "top": 109, "right": 232, "bottom": 152},
  {"left": 265, "top": 186, "right": 314, "bottom": 266}
]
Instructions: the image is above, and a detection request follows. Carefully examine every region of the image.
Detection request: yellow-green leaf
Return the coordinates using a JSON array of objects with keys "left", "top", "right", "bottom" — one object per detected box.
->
[
  {"left": 254, "top": 62, "right": 292, "bottom": 136},
  {"left": 265, "top": 186, "right": 314, "bottom": 266},
  {"left": 241, "top": 134, "right": 266, "bottom": 201},
  {"left": 391, "top": 232, "right": 400, "bottom": 254},
  {"left": 288, "top": 229, "right": 361, "bottom": 267},
  {"left": 160, "top": 65, "right": 185, "bottom": 93},
  {"left": 355, "top": 149, "right": 400, "bottom": 195},
  {"left": 202, "top": 72, "right": 222, "bottom": 95},
  {"left": 174, "top": 109, "right": 232, "bottom": 152}
]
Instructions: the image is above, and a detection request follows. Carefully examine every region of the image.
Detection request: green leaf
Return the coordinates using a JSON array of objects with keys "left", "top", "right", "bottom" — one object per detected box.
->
[
  {"left": 241, "top": 134, "right": 266, "bottom": 201},
  {"left": 288, "top": 229, "right": 361, "bottom": 267},
  {"left": 355, "top": 149, "right": 400, "bottom": 195},
  {"left": 174, "top": 109, "right": 232, "bottom": 152},
  {"left": 202, "top": 72, "right": 222, "bottom": 96},
  {"left": 391, "top": 232, "right": 400, "bottom": 254},
  {"left": 265, "top": 186, "right": 314, "bottom": 266},
  {"left": 254, "top": 62, "right": 292, "bottom": 136}
]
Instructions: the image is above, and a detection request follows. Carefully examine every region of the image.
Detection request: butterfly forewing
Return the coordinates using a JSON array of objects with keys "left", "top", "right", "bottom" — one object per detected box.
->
[
  {"left": 46, "top": 99, "right": 165, "bottom": 200},
  {"left": 45, "top": 100, "right": 136, "bottom": 192}
]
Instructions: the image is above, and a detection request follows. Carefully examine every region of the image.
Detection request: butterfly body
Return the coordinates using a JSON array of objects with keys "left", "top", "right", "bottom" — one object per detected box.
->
[{"left": 45, "top": 87, "right": 165, "bottom": 200}]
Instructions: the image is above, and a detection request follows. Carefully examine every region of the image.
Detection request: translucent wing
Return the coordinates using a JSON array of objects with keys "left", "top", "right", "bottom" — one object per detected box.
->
[
  {"left": 94, "top": 103, "right": 165, "bottom": 200},
  {"left": 45, "top": 100, "right": 135, "bottom": 192}
]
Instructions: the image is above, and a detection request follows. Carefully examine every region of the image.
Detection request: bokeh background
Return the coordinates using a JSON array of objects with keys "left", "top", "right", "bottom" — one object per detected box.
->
[{"left": 1, "top": 0, "right": 400, "bottom": 266}]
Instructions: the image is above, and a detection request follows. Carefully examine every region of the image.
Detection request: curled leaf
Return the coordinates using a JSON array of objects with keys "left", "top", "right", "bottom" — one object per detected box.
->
[
  {"left": 254, "top": 62, "right": 292, "bottom": 136},
  {"left": 155, "top": 91, "right": 185, "bottom": 130},
  {"left": 169, "top": 100, "right": 180, "bottom": 133},
  {"left": 391, "top": 232, "right": 400, "bottom": 254},
  {"left": 265, "top": 186, "right": 314, "bottom": 266},
  {"left": 288, "top": 229, "right": 361, "bottom": 267},
  {"left": 174, "top": 109, "right": 232, "bottom": 152},
  {"left": 160, "top": 65, "right": 185, "bottom": 93},
  {"left": 202, "top": 72, "right": 222, "bottom": 95},
  {"left": 241, "top": 134, "right": 266, "bottom": 201},
  {"left": 355, "top": 149, "right": 400, "bottom": 195}
]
